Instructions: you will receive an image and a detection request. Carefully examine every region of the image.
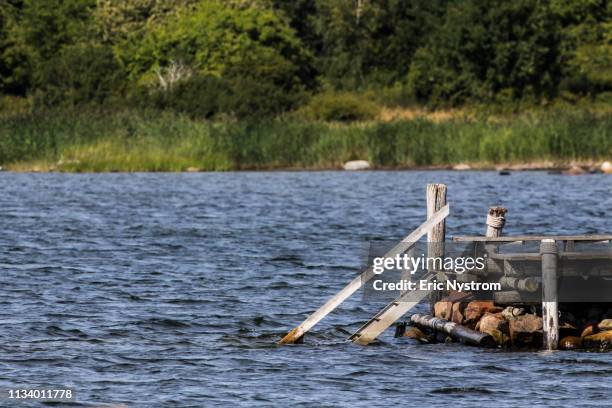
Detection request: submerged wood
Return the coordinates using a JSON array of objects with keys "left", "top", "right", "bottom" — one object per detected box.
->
[{"left": 410, "top": 314, "right": 496, "bottom": 348}]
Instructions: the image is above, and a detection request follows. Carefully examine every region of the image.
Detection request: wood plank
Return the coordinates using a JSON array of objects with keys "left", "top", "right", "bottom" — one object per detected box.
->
[
  {"left": 278, "top": 204, "right": 450, "bottom": 345},
  {"left": 349, "top": 273, "right": 434, "bottom": 345},
  {"left": 488, "top": 251, "right": 612, "bottom": 261},
  {"left": 453, "top": 235, "right": 612, "bottom": 242}
]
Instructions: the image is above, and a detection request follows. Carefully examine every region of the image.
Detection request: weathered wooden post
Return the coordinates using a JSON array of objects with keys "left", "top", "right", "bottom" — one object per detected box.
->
[
  {"left": 486, "top": 207, "right": 507, "bottom": 239},
  {"left": 484, "top": 207, "right": 508, "bottom": 298},
  {"left": 427, "top": 184, "right": 447, "bottom": 313},
  {"left": 541, "top": 238, "right": 559, "bottom": 350}
]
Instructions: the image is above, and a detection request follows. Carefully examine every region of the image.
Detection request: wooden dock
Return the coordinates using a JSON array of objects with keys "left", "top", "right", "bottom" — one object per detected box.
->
[{"left": 279, "top": 183, "right": 612, "bottom": 350}]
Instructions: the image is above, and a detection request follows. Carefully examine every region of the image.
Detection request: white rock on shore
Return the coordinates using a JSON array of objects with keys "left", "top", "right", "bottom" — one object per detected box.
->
[
  {"left": 343, "top": 160, "right": 371, "bottom": 171},
  {"left": 601, "top": 161, "right": 612, "bottom": 174},
  {"left": 452, "top": 163, "right": 471, "bottom": 171},
  {"left": 565, "top": 165, "right": 586, "bottom": 175}
]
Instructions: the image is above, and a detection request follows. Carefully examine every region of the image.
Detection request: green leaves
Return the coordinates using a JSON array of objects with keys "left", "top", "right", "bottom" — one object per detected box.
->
[
  {"left": 408, "top": 0, "right": 564, "bottom": 105},
  {"left": 0, "top": 0, "right": 610, "bottom": 111}
]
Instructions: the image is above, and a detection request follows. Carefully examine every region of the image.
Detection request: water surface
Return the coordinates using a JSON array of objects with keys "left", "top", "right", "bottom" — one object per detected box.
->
[{"left": 1, "top": 171, "right": 611, "bottom": 407}]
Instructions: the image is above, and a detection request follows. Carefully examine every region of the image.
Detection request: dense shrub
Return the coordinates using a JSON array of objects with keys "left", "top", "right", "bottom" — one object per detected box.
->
[
  {"left": 146, "top": 75, "right": 230, "bottom": 119},
  {"left": 144, "top": 73, "right": 305, "bottom": 119},
  {"left": 295, "top": 92, "right": 380, "bottom": 122}
]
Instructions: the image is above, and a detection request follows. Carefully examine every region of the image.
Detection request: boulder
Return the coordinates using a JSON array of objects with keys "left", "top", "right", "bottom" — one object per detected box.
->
[
  {"left": 564, "top": 165, "right": 586, "bottom": 175},
  {"left": 601, "top": 161, "right": 612, "bottom": 174},
  {"left": 509, "top": 314, "right": 543, "bottom": 347},
  {"left": 434, "top": 301, "right": 453, "bottom": 320},
  {"left": 598, "top": 319, "right": 612, "bottom": 331},
  {"left": 442, "top": 291, "right": 473, "bottom": 303},
  {"left": 559, "top": 336, "right": 583, "bottom": 350},
  {"left": 403, "top": 327, "right": 430, "bottom": 343},
  {"left": 451, "top": 302, "right": 466, "bottom": 325},
  {"left": 343, "top": 160, "right": 371, "bottom": 171},
  {"left": 502, "top": 306, "right": 525, "bottom": 320},
  {"left": 581, "top": 323, "right": 599, "bottom": 338},
  {"left": 453, "top": 163, "right": 471, "bottom": 171},
  {"left": 582, "top": 331, "right": 612, "bottom": 350},
  {"left": 464, "top": 301, "right": 503, "bottom": 326},
  {"left": 404, "top": 327, "right": 431, "bottom": 343},
  {"left": 478, "top": 312, "right": 509, "bottom": 346},
  {"left": 185, "top": 166, "right": 200, "bottom": 172}
]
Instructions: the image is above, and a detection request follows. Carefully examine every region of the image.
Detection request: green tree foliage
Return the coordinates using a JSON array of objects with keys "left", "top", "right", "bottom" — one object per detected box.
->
[
  {"left": 0, "top": 0, "right": 97, "bottom": 96},
  {"left": 270, "top": 0, "right": 320, "bottom": 53},
  {"left": 93, "top": 0, "right": 199, "bottom": 43},
  {"left": 18, "top": 0, "right": 95, "bottom": 66},
  {"left": 0, "top": 0, "right": 29, "bottom": 94},
  {"left": 36, "top": 43, "right": 125, "bottom": 106},
  {"left": 313, "top": 0, "right": 447, "bottom": 89},
  {"left": 551, "top": 0, "right": 611, "bottom": 95},
  {"left": 408, "top": 0, "right": 564, "bottom": 105},
  {"left": 120, "top": 0, "right": 313, "bottom": 85},
  {"left": 119, "top": 0, "right": 314, "bottom": 117},
  {"left": 0, "top": 0, "right": 610, "bottom": 110}
]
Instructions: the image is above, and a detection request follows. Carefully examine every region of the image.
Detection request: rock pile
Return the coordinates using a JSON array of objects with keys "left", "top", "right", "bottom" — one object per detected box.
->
[{"left": 427, "top": 300, "right": 612, "bottom": 350}]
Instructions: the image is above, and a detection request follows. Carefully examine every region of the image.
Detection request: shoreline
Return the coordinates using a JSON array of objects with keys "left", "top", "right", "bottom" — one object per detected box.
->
[{"left": 2, "top": 160, "right": 610, "bottom": 173}]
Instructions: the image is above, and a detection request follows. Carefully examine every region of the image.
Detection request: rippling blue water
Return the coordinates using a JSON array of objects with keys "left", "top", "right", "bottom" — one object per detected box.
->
[{"left": 1, "top": 171, "right": 611, "bottom": 407}]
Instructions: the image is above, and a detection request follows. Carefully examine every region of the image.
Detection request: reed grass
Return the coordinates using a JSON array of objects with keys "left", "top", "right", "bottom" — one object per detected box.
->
[{"left": 0, "top": 107, "right": 610, "bottom": 171}]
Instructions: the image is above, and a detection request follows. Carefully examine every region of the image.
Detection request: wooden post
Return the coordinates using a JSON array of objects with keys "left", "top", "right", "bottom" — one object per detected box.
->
[
  {"left": 541, "top": 239, "right": 559, "bottom": 350},
  {"left": 486, "top": 207, "right": 507, "bottom": 238},
  {"left": 427, "top": 184, "right": 447, "bottom": 313},
  {"left": 482, "top": 206, "right": 508, "bottom": 295}
]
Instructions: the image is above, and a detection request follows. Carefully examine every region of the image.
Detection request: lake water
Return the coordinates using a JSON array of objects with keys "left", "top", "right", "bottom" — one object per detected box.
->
[{"left": 1, "top": 171, "right": 611, "bottom": 407}]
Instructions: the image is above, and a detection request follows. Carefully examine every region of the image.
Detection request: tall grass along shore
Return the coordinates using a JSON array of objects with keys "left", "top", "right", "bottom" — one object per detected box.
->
[{"left": 1, "top": 106, "right": 611, "bottom": 172}]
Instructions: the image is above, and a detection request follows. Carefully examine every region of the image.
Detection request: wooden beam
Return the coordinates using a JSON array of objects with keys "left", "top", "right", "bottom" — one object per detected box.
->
[
  {"left": 453, "top": 235, "right": 612, "bottom": 242},
  {"left": 488, "top": 251, "right": 612, "bottom": 261},
  {"left": 349, "top": 273, "right": 434, "bottom": 345},
  {"left": 278, "top": 204, "right": 450, "bottom": 345}
]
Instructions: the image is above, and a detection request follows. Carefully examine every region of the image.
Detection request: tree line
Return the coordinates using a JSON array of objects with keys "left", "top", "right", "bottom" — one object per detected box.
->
[{"left": 0, "top": 0, "right": 610, "bottom": 119}]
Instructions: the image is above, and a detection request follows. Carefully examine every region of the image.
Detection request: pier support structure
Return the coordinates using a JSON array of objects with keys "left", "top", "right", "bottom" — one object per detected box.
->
[
  {"left": 427, "top": 184, "right": 447, "bottom": 314},
  {"left": 541, "top": 239, "right": 559, "bottom": 350}
]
